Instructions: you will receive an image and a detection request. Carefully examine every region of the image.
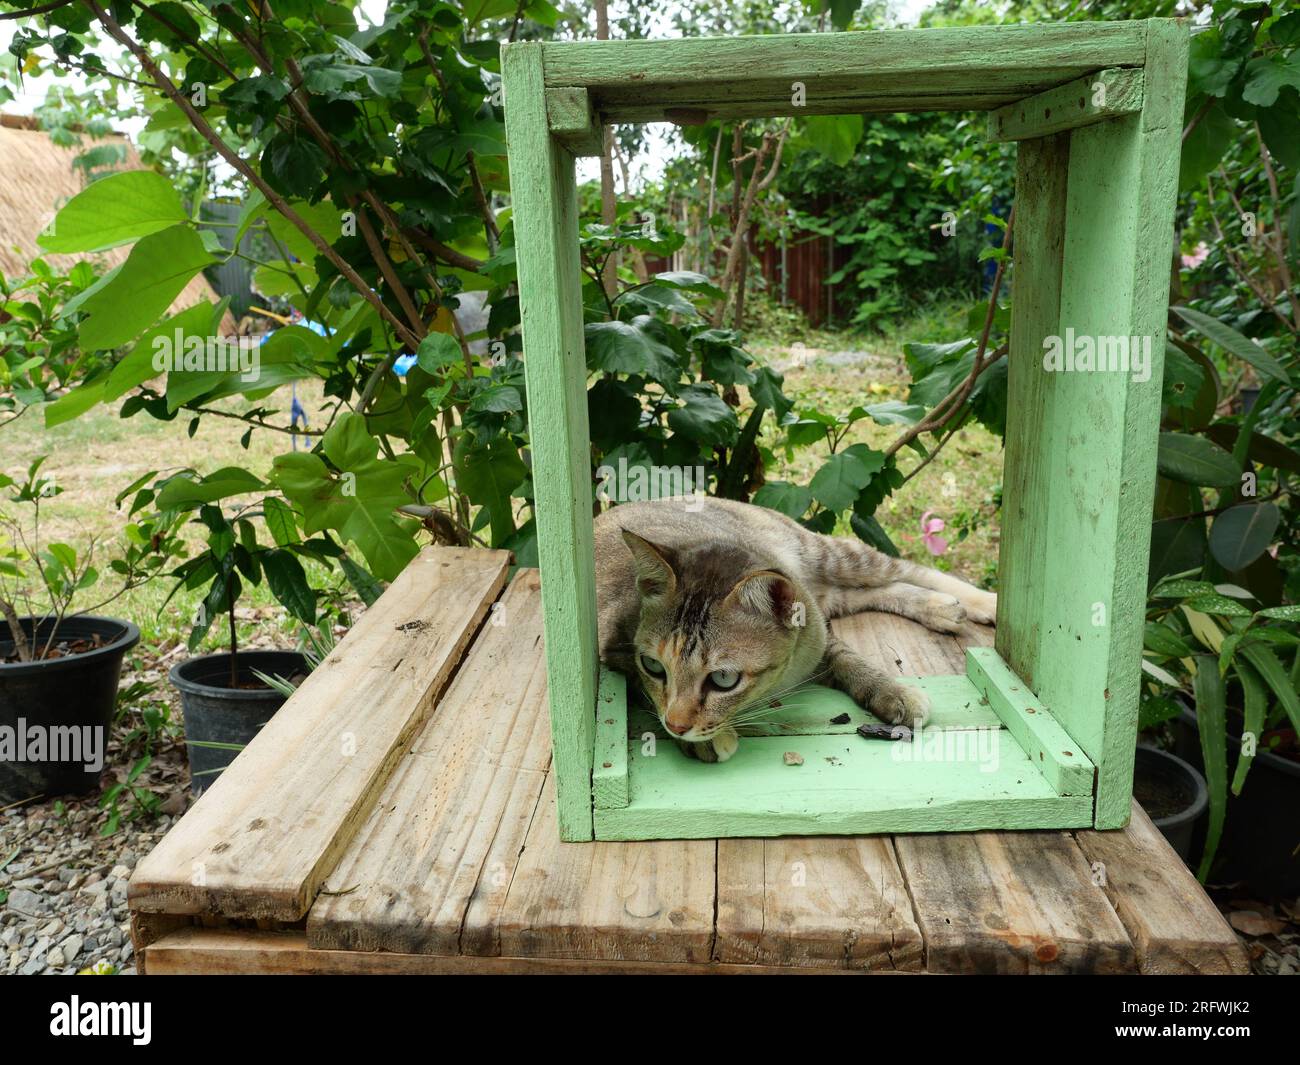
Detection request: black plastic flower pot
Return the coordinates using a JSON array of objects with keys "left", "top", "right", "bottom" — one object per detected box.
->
[
  {"left": 169, "top": 650, "right": 306, "bottom": 793},
  {"left": 0, "top": 615, "right": 140, "bottom": 804},
  {"left": 1132, "top": 745, "right": 1208, "bottom": 863},
  {"left": 1174, "top": 706, "right": 1300, "bottom": 894}
]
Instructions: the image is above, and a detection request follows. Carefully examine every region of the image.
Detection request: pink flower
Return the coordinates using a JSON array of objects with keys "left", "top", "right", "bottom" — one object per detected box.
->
[
  {"left": 1181, "top": 241, "right": 1209, "bottom": 269},
  {"left": 920, "top": 510, "right": 948, "bottom": 556}
]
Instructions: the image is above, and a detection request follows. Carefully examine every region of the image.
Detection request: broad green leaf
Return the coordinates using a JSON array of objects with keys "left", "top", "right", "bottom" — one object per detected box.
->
[
  {"left": 584, "top": 319, "right": 680, "bottom": 383},
  {"left": 38, "top": 170, "right": 186, "bottom": 253},
  {"left": 802, "top": 114, "right": 863, "bottom": 166},
  {"left": 809, "top": 444, "right": 884, "bottom": 512},
  {"left": 1144, "top": 622, "right": 1193, "bottom": 658},
  {"left": 1208, "top": 502, "right": 1280, "bottom": 572},
  {"left": 417, "top": 332, "right": 463, "bottom": 373},
  {"left": 752, "top": 482, "right": 812, "bottom": 520},
  {"left": 262, "top": 496, "right": 298, "bottom": 547},
  {"left": 260, "top": 549, "right": 316, "bottom": 624},
  {"left": 77, "top": 225, "right": 216, "bottom": 351},
  {"left": 453, "top": 435, "right": 526, "bottom": 548},
  {"left": 1151, "top": 578, "right": 1217, "bottom": 599},
  {"left": 157, "top": 468, "right": 266, "bottom": 509},
  {"left": 1156, "top": 432, "right": 1240, "bottom": 487},
  {"left": 1257, "top": 604, "right": 1300, "bottom": 622},
  {"left": 666, "top": 385, "right": 739, "bottom": 447}
]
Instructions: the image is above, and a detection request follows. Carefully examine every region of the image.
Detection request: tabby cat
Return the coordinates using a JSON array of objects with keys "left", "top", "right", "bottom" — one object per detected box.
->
[{"left": 595, "top": 497, "right": 996, "bottom": 762}]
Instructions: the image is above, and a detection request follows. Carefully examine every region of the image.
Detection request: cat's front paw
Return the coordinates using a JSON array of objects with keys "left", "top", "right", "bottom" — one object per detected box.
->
[
  {"left": 921, "top": 593, "right": 966, "bottom": 634},
  {"left": 869, "top": 683, "right": 930, "bottom": 728},
  {"left": 678, "top": 738, "right": 719, "bottom": 762},
  {"left": 710, "top": 727, "right": 739, "bottom": 762},
  {"left": 959, "top": 588, "right": 997, "bottom": 626}
]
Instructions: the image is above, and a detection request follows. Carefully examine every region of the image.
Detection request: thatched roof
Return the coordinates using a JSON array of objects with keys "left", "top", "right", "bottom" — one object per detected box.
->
[{"left": 0, "top": 117, "right": 234, "bottom": 335}]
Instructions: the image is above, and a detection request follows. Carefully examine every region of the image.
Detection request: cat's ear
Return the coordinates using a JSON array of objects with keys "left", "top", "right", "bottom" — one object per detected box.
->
[
  {"left": 621, "top": 529, "right": 678, "bottom": 599},
  {"left": 727, "top": 569, "right": 799, "bottom": 628}
]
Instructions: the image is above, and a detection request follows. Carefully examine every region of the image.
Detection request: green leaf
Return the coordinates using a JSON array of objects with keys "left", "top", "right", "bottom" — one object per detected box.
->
[
  {"left": 850, "top": 511, "right": 899, "bottom": 556},
  {"left": 1208, "top": 502, "right": 1280, "bottom": 572},
  {"left": 1156, "top": 432, "right": 1240, "bottom": 487},
  {"left": 157, "top": 468, "right": 266, "bottom": 509},
  {"left": 260, "top": 549, "right": 316, "bottom": 624},
  {"left": 262, "top": 496, "right": 298, "bottom": 547},
  {"left": 468, "top": 383, "right": 522, "bottom": 414},
  {"left": 1151, "top": 578, "right": 1217, "bottom": 599},
  {"left": 76, "top": 225, "right": 216, "bottom": 351},
  {"left": 809, "top": 444, "right": 884, "bottom": 512},
  {"left": 1239, "top": 643, "right": 1300, "bottom": 735},
  {"left": 584, "top": 319, "right": 680, "bottom": 383},
  {"left": 802, "top": 114, "right": 863, "bottom": 166},
  {"left": 860, "top": 400, "right": 924, "bottom": 426},
  {"left": 666, "top": 385, "right": 738, "bottom": 447},
  {"left": 1183, "top": 593, "right": 1254, "bottom": 618},
  {"left": 453, "top": 435, "right": 527, "bottom": 548},
  {"left": 339, "top": 554, "right": 384, "bottom": 606},
  {"left": 1257, "top": 604, "right": 1300, "bottom": 622},
  {"left": 1240, "top": 54, "right": 1300, "bottom": 108},
  {"left": 1230, "top": 660, "right": 1267, "bottom": 796},
  {"left": 1192, "top": 655, "right": 1227, "bottom": 881},
  {"left": 751, "top": 481, "right": 812, "bottom": 520},
  {"left": 416, "top": 332, "right": 462, "bottom": 373},
  {"left": 38, "top": 170, "right": 186, "bottom": 253},
  {"left": 1171, "top": 306, "right": 1292, "bottom": 385},
  {"left": 1144, "top": 622, "right": 1193, "bottom": 658}
]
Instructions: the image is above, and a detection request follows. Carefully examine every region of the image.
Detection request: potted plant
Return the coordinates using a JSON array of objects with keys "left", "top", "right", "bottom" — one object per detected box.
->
[
  {"left": 0, "top": 458, "right": 176, "bottom": 803},
  {"left": 1131, "top": 745, "right": 1208, "bottom": 862},
  {"left": 155, "top": 472, "right": 326, "bottom": 791}
]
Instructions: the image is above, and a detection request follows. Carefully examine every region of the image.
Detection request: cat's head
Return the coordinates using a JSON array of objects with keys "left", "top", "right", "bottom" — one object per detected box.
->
[{"left": 621, "top": 528, "right": 805, "bottom": 742}]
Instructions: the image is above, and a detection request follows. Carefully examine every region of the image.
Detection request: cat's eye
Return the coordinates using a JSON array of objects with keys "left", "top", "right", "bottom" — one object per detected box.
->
[
  {"left": 639, "top": 654, "right": 667, "bottom": 678},
  {"left": 709, "top": 668, "right": 741, "bottom": 691}
]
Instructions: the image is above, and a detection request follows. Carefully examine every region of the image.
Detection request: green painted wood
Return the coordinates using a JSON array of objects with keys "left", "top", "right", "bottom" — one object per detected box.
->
[
  {"left": 592, "top": 667, "right": 628, "bottom": 810},
  {"left": 965, "top": 648, "right": 1094, "bottom": 797},
  {"left": 501, "top": 42, "right": 599, "bottom": 841},
  {"left": 995, "top": 130, "right": 1069, "bottom": 689},
  {"left": 594, "top": 731, "right": 1093, "bottom": 840},
  {"left": 539, "top": 23, "right": 1149, "bottom": 123},
  {"left": 987, "top": 67, "right": 1144, "bottom": 142},
  {"left": 1000, "top": 19, "right": 1188, "bottom": 830},
  {"left": 545, "top": 87, "right": 603, "bottom": 157},
  {"left": 593, "top": 93, "right": 1027, "bottom": 124}
]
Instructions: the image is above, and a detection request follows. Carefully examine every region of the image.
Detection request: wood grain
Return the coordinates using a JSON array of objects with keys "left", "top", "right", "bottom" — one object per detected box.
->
[
  {"left": 128, "top": 548, "right": 510, "bottom": 920},
  {"left": 987, "top": 67, "right": 1144, "bottom": 142},
  {"left": 306, "top": 570, "right": 552, "bottom": 955},
  {"left": 895, "top": 829, "right": 1137, "bottom": 973},
  {"left": 494, "top": 775, "right": 716, "bottom": 962},
  {"left": 716, "top": 837, "right": 923, "bottom": 969},
  {"left": 1076, "top": 803, "right": 1250, "bottom": 974}
]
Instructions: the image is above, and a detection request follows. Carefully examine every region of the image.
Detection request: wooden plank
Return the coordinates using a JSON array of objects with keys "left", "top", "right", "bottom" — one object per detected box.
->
[
  {"left": 987, "top": 67, "right": 1144, "bottom": 142},
  {"left": 966, "top": 647, "right": 1094, "bottom": 796},
  {"left": 540, "top": 23, "right": 1150, "bottom": 123},
  {"left": 593, "top": 667, "right": 628, "bottom": 809},
  {"left": 305, "top": 570, "right": 552, "bottom": 955},
  {"left": 1076, "top": 803, "right": 1250, "bottom": 974},
  {"left": 833, "top": 608, "right": 991, "bottom": 677},
  {"left": 1019, "top": 20, "right": 1189, "bottom": 828},
  {"left": 545, "top": 86, "right": 603, "bottom": 156},
  {"left": 494, "top": 775, "right": 716, "bottom": 962},
  {"left": 995, "top": 131, "right": 1070, "bottom": 697},
  {"left": 128, "top": 548, "right": 510, "bottom": 920},
  {"left": 596, "top": 730, "right": 1092, "bottom": 840},
  {"left": 716, "top": 838, "right": 923, "bottom": 970},
  {"left": 894, "top": 830, "right": 1136, "bottom": 973},
  {"left": 607, "top": 92, "right": 1026, "bottom": 124},
  {"left": 502, "top": 42, "right": 600, "bottom": 841},
  {"left": 142, "top": 927, "right": 921, "bottom": 975}
]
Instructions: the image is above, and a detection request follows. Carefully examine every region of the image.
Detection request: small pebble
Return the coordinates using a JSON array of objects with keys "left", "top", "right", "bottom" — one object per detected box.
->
[{"left": 783, "top": 751, "right": 804, "bottom": 766}]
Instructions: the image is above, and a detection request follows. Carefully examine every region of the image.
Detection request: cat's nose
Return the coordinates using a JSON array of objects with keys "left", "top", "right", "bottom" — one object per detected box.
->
[{"left": 664, "top": 719, "right": 690, "bottom": 735}]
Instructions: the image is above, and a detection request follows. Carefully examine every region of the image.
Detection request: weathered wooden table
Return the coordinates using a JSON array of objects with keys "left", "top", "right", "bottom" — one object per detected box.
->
[{"left": 129, "top": 548, "right": 1247, "bottom": 974}]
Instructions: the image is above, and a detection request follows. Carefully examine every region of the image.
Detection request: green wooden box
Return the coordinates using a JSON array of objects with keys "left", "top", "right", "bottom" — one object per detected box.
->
[{"left": 501, "top": 19, "right": 1189, "bottom": 842}]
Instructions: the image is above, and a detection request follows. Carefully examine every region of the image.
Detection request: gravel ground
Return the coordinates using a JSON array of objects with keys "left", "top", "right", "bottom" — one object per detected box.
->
[{"left": 1, "top": 651, "right": 193, "bottom": 976}]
